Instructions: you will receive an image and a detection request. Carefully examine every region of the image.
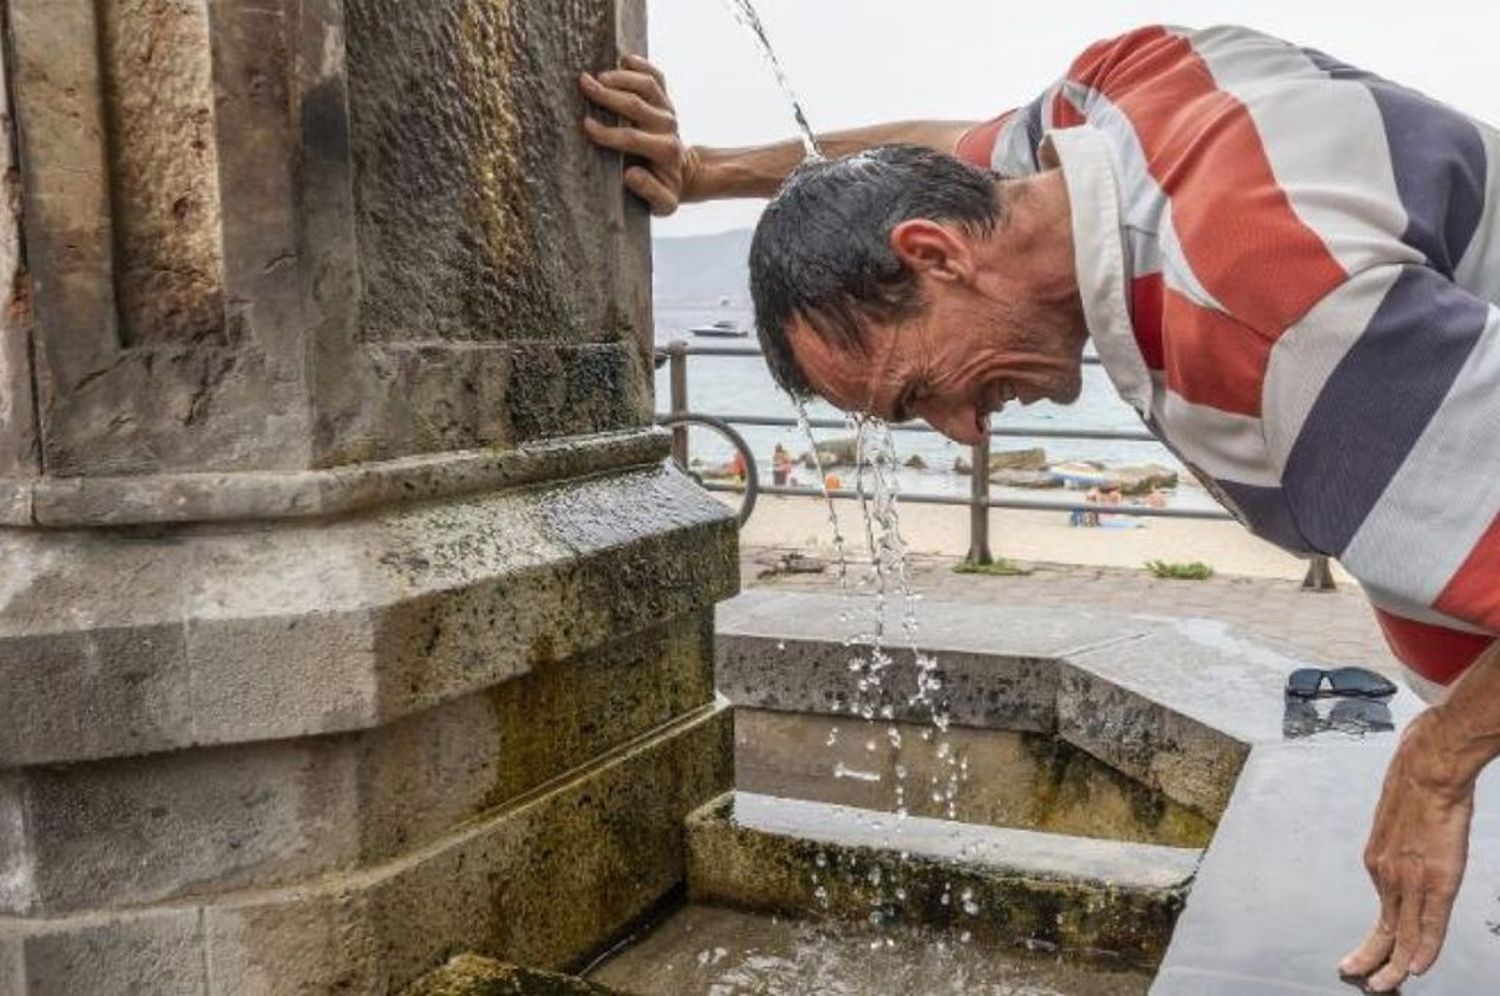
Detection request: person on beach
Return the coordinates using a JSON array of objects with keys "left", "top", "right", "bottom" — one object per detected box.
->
[
  {"left": 581, "top": 26, "right": 1500, "bottom": 991},
  {"left": 772, "top": 442, "right": 794, "bottom": 486}
]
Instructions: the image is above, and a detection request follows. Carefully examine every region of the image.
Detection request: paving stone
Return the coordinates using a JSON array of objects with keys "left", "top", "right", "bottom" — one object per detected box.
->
[{"left": 720, "top": 588, "right": 1146, "bottom": 660}]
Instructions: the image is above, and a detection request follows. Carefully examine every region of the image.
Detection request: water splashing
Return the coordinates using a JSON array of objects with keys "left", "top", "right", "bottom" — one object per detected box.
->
[
  {"left": 719, "top": 1, "right": 980, "bottom": 931},
  {"left": 718, "top": 0, "right": 822, "bottom": 159}
]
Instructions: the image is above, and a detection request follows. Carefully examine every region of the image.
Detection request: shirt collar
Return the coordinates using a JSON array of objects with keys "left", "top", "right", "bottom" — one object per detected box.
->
[{"left": 1043, "top": 126, "right": 1152, "bottom": 415}]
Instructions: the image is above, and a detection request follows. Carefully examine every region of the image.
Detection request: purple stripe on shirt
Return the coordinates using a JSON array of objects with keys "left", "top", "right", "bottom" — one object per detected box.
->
[
  {"left": 1022, "top": 92, "right": 1047, "bottom": 170},
  {"left": 1302, "top": 48, "right": 1487, "bottom": 275},
  {"left": 1216, "top": 480, "right": 1320, "bottom": 556},
  {"left": 1281, "top": 266, "right": 1488, "bottom": 554}
]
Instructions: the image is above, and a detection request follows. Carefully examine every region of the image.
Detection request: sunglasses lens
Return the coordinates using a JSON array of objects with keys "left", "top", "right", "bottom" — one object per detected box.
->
[
  {"left": 1327, "top": 667, "right": 1396, "bottom": 698},
  {"left": 1286, "top": 668, "right": 1324, "bottom": 698}
]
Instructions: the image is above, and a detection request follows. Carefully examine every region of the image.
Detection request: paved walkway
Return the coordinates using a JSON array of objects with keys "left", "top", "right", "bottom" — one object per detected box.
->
[{"left": 742, "top": 546, "right": 1400, "bottom": 678}]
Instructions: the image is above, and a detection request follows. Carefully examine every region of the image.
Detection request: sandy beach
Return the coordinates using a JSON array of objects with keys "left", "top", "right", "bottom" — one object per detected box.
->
[{"left": 727, "top": 492, "right": 1354, "bottom": 584}]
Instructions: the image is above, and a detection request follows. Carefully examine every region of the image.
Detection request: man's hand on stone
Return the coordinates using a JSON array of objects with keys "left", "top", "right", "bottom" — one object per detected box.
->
[
  {"left": 580, "top": 55, "right": 698, "bottom": 216},
  {"left": 1340, "top": 709, "right": 1476, "bottom": 991}
]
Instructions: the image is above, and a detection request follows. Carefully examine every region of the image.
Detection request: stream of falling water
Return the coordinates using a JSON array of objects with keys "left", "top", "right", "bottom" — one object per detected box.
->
[
  {"left": 718, "top": 0, "right": 822, "bottom": 158},
  {"left": 723, "top": 0, "right": 968, "bottom": 934}
]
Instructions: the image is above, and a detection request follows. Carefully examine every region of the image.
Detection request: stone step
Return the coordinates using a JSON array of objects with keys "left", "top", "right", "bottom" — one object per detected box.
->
[{"left": 686, "top": 791, "right": 1201, "bottom": 966}]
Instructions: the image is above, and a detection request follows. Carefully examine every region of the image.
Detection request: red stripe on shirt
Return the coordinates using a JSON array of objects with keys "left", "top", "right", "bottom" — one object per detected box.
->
[
  {"left": 1162, "top": 287, "right": 1268, "bottom": 416},
  {"left": 955, "top": 111, "right": 1014, "bottom": 169},
  {"left": 1374, "top": 607, "right": 1494, "bottom": 686},
  {"left": 1052, "top": 89, "right": 1086, "bottom": 128},
  {"left": 1129, "top": 273, "right": 1166, "bottom": 369},
  {"left": 1067, "top": 28, "right": 1346, "bottom": 336},
  {"left": 1435, "top": 512, "right": 1500, "bottom": 630}
]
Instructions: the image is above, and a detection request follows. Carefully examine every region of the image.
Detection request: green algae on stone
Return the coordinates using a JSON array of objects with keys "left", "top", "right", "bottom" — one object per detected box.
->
[{"left": 686, "top": 793, "right": 1191, "bottom": 967}]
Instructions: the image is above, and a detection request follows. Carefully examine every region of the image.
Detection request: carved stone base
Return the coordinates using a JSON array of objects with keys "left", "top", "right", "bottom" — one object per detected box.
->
[{"left": 0, "top": 463, "right": 736, "bottom": 994}]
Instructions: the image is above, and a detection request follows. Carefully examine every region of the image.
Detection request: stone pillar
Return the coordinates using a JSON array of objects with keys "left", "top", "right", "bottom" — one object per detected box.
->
[{"left": 0, "top": 2, "right": 736, "bottom": 993}]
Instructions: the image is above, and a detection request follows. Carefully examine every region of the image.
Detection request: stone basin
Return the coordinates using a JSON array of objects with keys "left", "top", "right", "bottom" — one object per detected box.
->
[
  {"left": 735, "top": 709, "right": 1216, "bottom": 848},
  {"left": 413, "top": 590, "right": 1500, "bottom": 996}
]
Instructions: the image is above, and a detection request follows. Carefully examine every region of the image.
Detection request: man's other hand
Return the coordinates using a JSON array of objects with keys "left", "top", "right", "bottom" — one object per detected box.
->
[
  {"left": 1340, "top": 710, "right": 1476, "bottom": 991},
  {"left": 579, "top": 55, "right": 697, "bottom": 216}
]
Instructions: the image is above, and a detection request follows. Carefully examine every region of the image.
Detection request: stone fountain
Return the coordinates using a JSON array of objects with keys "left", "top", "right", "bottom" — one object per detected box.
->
[{"left": 0, "top": 1, "right": 737, "bottom": 992}]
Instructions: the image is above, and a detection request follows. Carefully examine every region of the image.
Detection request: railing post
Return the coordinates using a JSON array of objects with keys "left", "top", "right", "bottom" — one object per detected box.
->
[
  {"left": 668, "top": 340, "right": 689, "bottom": 469},
  {"left": 967, "top": 434, "right": 992, "bottom": 565},
  {"left": 1302, "top": 554, "right": 1337, "bottom": 591}
]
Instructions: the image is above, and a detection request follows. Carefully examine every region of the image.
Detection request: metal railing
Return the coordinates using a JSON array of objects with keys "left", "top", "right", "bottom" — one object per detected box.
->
[{"left": 657, "top": 340, "right": 1335, "bottom": 590}]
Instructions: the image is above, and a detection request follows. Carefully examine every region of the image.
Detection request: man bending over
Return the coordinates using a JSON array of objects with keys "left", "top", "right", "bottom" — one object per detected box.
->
[{"left": 582, "top": 25, "right": 1500, "bottom": 991}]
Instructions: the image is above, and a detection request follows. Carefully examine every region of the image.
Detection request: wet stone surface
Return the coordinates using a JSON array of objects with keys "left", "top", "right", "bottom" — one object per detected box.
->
[
  {"left": 686, "top": 791, "right": 1195, "bottom": 965},
  {"left": 346, "top": 0, "right": 635, "bottom": 347},
  {"left": 588, "top": 904, "right": 1153, "bottom": 996},
  {"left": 1154, "top": 738, "right": 1500, "bottom": 995},
  {"left": 407, "top": 953, "right": 622, "bottom": 995},
  {"left": 736, "top": 708, "right": 1215, "bottom": 848}
]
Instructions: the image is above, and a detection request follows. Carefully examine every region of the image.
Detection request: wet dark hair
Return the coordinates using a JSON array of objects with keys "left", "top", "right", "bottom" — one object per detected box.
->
[{"left": 749, "top": 144, "right": 1002, "bottom": 400}]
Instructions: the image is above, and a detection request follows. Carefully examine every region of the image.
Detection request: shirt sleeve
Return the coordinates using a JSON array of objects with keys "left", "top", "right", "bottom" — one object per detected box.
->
[
  {"left": 1262, "top": 263, "right": 1500, "bottom": 685},
  {"left": 955, "top": 25, "right": 1177, "bottom": 176},
  {"left": 953, "top": 82, "right": 1066, "bottom": 176}
]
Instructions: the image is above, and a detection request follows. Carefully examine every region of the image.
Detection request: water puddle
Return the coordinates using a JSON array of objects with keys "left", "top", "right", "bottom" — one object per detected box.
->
[{"left": 588, "top": 904, "right": 1152, "bottom": 996}]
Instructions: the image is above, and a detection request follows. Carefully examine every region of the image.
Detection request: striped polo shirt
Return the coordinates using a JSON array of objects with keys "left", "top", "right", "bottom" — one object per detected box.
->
[{"left": 956, "top": 24, "right": 1500, "bottom": 698}]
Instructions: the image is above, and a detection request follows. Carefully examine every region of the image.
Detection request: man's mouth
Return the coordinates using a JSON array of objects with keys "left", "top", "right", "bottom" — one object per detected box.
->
[
  {"left": 987, "top": 381, "right": 1018, "bottom": 414},
  {"left": 975, "top": 382, "right": 1018, "bottom": 437}
]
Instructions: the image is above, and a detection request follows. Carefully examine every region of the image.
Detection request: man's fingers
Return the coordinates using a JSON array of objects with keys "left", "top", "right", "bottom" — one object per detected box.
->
[
  {"left": 579, "top": 75, "right": 676, "bottom": 132},
  {"left": 1366, "top": 884, "right": 1423, "bottom": 992},
  {"left": 582, "top": 117, "right": 680, "bottom": 163},
  {"left": 621, "top": 53, "right": 667, "bottom": 88},
  {"left": 624, "top": 166, "right": 679, "bottom": 217},
  {"left": 1410, "top": 881, "right": 1460, "bottom": 976},
  {"left": 596, "top": 68, "right": 671, "bottom": 111},
  {"left": 1340, "top": 906, "right": 1399, "bottom": 977}
]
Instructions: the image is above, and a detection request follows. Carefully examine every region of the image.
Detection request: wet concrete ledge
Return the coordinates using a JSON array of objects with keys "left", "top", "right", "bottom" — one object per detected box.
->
[
  {"left": 718, "top": 591, "right": 1303, "bottom": 821},
  {"left": 1152, "top": 738, "right": 1500, "bottom": 995}
]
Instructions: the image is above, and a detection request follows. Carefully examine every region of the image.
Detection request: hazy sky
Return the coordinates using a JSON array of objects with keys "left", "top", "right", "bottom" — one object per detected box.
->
[{"left": 647, "top": 0, "right": 1500, "bottom": 236}]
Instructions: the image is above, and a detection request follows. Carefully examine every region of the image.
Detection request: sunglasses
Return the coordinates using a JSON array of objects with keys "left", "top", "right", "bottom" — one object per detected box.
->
[{"left": 1285, "top": 666, "right": 1397, "bottom": 701}]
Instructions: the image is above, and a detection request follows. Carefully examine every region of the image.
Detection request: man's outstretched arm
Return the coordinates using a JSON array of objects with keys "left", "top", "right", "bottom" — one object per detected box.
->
[{"left": 580, "top": 55, "right": 976, "bottom": 214}]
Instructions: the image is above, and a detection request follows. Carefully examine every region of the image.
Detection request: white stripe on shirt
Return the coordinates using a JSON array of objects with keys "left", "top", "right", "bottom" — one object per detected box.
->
[{"left": 1340, "top": 302, "right": 1500, "bottom": 605}]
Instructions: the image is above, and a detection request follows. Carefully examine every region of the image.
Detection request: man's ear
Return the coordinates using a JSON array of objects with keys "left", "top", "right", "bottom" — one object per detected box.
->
[{"left": 889, "top": 220, "right": 973, "bottom": 284}]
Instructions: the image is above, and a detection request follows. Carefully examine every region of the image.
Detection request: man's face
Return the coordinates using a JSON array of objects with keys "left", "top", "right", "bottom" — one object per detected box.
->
[{"left": 787, "top": 282, "right": 1087, "bottom": 445}]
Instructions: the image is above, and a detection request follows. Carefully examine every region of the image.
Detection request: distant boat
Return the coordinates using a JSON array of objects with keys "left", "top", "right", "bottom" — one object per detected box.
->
[{"left": 690, "top": 318, "right": 749, "bottom": 339}]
